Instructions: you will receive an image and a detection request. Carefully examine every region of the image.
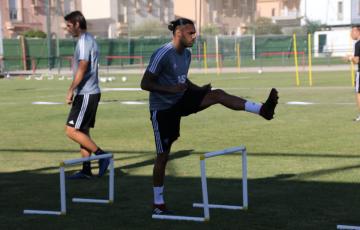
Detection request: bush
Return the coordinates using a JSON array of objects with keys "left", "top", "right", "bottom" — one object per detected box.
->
[
  {"left": 130, "top": 20, "right": 169, "bottom": 37},
  {"left": 202, "top": 24, "right": 220, "bottom": 36},
  {"left": 246, "top": 17, "right": 282, "bottom": 35},
  {"left": 22, "top": 30, "right": 47, "bottom": 38}
]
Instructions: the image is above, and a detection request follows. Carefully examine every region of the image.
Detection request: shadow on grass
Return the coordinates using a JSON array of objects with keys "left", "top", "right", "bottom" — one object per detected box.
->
[
  {"left": 1, "top": 148, "right": 360, "bottom": 159},
  {"left": 11, "top": 149, "right": 192, "bottom": 175},
  {"left": 1, "top": 158, "right": 360, "bottom": 230}
]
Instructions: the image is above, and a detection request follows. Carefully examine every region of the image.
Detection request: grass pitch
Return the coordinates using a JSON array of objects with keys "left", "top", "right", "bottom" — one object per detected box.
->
[{"left": 1, "top": 70, "right": 360, "bottom": 229}]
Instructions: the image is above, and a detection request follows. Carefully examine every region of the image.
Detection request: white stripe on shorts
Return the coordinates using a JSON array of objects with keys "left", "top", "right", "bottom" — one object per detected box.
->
[
  {"left": 75, "top": 94, "right": 89, "bottom": 129},
  {"left": 151, "top": 110, "right": 164, "bottom": 153},
  {"left": 356, "top": 72, "right": 360, "bottom": 93}
]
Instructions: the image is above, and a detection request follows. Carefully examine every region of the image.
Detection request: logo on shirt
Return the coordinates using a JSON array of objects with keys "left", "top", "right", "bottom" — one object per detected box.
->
[
  {"left": 68, "top": 120, "right": 75, "bottom": 125},
  {"left": 178, "top": 75, "right": 187, "bottom": 84}
]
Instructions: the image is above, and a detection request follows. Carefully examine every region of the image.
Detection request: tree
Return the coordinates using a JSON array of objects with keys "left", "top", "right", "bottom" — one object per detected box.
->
[
  {"left": 201, "top": 24, "right": 220, "bottom": 36},
  {"left": 22, "top": 30, "right": 47, "bottom": 38},
  {"left": 303, "top": 19, "right": 324, "bottom": 34},
  {"left": 130, "top": 20, "right": 169, "bottom": 37},
  {"left": 246, "top": 17, "right": 282, "bottom": 35}
]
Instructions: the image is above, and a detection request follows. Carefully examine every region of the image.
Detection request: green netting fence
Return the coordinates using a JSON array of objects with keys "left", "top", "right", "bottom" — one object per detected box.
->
[{"left": 1, "top": 34, "right": 343, "bottom": 72}]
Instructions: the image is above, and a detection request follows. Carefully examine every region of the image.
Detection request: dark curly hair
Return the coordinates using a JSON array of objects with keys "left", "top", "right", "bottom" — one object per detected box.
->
[
  {"left": 64, "top": 11, "right": 87, "bottom": 30},
  {"left": 168, "top": 18, "right": 194, "bottom": 35}
]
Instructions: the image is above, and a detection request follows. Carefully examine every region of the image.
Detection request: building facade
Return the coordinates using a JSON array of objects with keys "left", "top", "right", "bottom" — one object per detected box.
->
[
  {"left": 81, "top": 0, "right": 174, "bottom": 38},
  {"left": 174, "top": 0, "right": 256, "bottom": 35},
  {"left": 300, "top": 0, "right": 351, "bottom": 26},
  {"left": 0, "top": 0, "right": 81, "bottom": 38},
  {"left": 257, "top": 0, "right": 301, "bottom": 27}
]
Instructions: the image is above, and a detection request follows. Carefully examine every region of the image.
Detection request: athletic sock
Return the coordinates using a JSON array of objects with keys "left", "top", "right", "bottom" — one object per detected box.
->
[
  {"left": 82, "top": 161, "right": 91, "bottom": 174},
  {"left": 245, "top": 101, "right": 262, "bottom": 114},
  {"left": 153, "top": 186, "right": 165, "bottom": 205},
  {"left": 94, "top": 148, "right": 105, "bottom": 155}
]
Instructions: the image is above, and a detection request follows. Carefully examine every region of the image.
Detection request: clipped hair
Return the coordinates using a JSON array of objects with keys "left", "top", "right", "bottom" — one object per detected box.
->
[
  {"left": 64, "top": 11, "right": 87, "bottom": 30},
  {"left": 168, "top": 18, "right": 194, "bottom": 34}
]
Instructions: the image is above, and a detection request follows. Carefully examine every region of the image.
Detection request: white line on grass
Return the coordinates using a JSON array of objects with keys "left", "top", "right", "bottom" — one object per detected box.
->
[
  {"left": 32, "top": 101, "right": 64, "bottom": 105},
  {"left": 121, "top": 101, "right": 147, "bottom": 105},
  {"left": 286, "top": 101, "right": 354, "bottom": 105},
  {"left": 31, "top": 101, "right": 147, "bottom": 105},
  {"left": 102, "top": 88, "right": 142, "bottom": 92}
]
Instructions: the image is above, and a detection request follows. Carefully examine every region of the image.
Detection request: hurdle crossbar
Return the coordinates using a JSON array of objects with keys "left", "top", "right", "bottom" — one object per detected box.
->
[
  {"left": 337, "top": 225, "right": 360, "bottom": 230},
  {"left": 193, "top": 145, "right": 248, "bottom": 220},
  {"left": 61, "top": 153, "right": 113, "bottom": 166},
  {"left": 72, "top": 157, "right": 115, "bottom": 204},
  {"left": 202, "top": 146, "right": 246, "bottom": 159},
  {"left": 24, "top": 154, "right": 114, "bottom": 215}
]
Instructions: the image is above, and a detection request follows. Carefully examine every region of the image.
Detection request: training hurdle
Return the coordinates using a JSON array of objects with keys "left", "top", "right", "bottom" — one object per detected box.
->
[
  {"left": 152, "top": 146, "right": 247, "bottom": 222},
  {"left": 337, "top": 225, "right": 360, "bottom": 230},
  {"left": 23, "top": 153, "right": 114, "bottom": 215}
]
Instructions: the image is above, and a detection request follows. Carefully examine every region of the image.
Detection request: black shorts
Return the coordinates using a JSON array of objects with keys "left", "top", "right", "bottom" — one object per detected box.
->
[
  {"left": 66, "top": 93, "right": 101, "bottom": 130},
  {"left": 150, "top": 88, "right": 208, "bottom": 154}
]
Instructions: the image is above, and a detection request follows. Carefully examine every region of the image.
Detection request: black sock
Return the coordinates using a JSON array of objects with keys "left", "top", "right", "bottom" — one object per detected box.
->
[
  {"left": 82, "top": 162, "right": 91, "bottom": 174},
  {"left": 94, "top": 148, "right": 105, "bottom": 155}
]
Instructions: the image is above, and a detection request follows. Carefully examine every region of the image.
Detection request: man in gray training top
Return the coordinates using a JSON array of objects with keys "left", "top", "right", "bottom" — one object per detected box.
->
[
  {"left": 64, "top": 11, "right": 109, "bottom": 179},
  {"left": 141, "top": 17, "right": 279, "bottom": 215}
]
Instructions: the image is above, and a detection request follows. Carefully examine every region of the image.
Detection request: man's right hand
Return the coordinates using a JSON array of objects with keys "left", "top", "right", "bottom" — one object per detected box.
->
[
  {"left": 168, "top": 83, "right": 188, "bottom": 93},
  {"left": 66, "top": 90, "right": 74, "bottom": 105}
]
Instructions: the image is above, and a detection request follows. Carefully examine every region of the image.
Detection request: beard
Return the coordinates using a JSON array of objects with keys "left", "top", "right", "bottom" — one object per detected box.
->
[{"left": 181, "top": 38, "right": 194, "bottom": 48}]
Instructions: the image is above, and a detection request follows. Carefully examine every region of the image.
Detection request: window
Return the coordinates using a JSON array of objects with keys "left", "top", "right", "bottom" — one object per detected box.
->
[
  {"left": 64, "top": 0, "right": 70, "bottom": 14},
  {"left": 8, "top": 0, "right": 17, "bottom": 20},
  {"left": 51, "top": 0, "right": 57, "bottom": 7},
  {"left": 337, "top": 1, "right": 343, "bottom": 20},
  {"left": 31, "top": 0, "right": 39, "bottom": 6},
  {"left": 223, "top": 0, "right": 231, "bottom": 9},
  {"left": 135, "top": 0, "right": 141, "bottom": 13},
  {"left": 147, "top": 0, "right": 153, "bottom": 13}
]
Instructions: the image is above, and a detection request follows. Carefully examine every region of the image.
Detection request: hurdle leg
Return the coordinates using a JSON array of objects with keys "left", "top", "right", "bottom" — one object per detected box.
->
[
  {"left": 23, "top": 166, "right": 67, "bottom": 215},
  {"left": 193, "top": 146, "right": 248, "bottom": 210},
  {"left": 242, "top": 148, "right": 248, "bottom": 209},
  {"left": 109, "top": 158, "right": 114, "bottom": 202},
  {"left": 152, "top": 158, "right": 208, "bottom": 222},
  {"left": 200, "top": 158, "right": 210, "bottom": 220},
  {"left": 60, "top": 166, "right": 66, "bottom": 214},
  {"left": 337, "top": 225, "right": 360, "bottom": 230},
  {"left": 72, "top": 155, "right": 114, "bottom": 204}
]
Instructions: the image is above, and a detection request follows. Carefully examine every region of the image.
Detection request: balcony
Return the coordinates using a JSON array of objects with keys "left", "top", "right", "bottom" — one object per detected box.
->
[
  {"left": 272, "top": 9, "right": 302, "bottom": 27},
  {"left": 5, "top": 8, "right": 42, "bottom": 34},
  {"left": 116, "top": 22, "right": 129, "bottom": 36}
]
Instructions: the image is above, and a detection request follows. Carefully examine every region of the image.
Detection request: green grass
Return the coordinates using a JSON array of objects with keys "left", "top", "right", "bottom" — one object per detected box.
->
[{"left": 1, "top": 70, "right": 360, "bottom": 229}]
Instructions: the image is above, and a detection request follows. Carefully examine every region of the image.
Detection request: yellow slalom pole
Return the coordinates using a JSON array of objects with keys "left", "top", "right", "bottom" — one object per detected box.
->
[
  {"left": 203, "top": 41, "right": 208, "bottom": 74},
  {"left": 351, "top": 62, "right": 355, "bottom": 87},
  {"left": 308, "top": 33, "right": 313, "bottom": 86},
  {"left": 350, "top": 34, "right": 355, "bottom": 87},
  {"left": 215, "top": 35, "right": 220, "bottom": 75},
  {"left": 237, "top": 43, "right": 241, "bottom": 73},
  {"left": 293, "top": 33, "right": 300, "bottom": 86}
]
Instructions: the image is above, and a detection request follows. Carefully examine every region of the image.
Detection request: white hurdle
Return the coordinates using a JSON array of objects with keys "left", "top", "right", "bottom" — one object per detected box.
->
[
  {"left": 337, "top": 225, "right": 360, "bottom": 230},
  {"left": 152, "top": 145, "right": 247, "bottom": 222},
  {"left": 23, "top": 153, "right": 114, "bottom": 215},
  {"left": 193, "top": 146, "right": 248, "bottom": 215}
]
